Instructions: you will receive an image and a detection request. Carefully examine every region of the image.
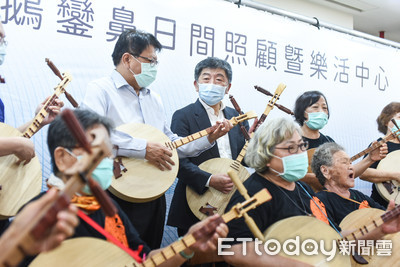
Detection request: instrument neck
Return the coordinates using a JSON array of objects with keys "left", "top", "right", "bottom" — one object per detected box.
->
[
  {"left": 350, "top": 131, "right": 397, "bottom": 162},
  {"left": 137, "top": 189, "right": 271, "bottom": 267},
  {"left": 167, "top": 112, "right": 253, "bottom": 150},
  {"left": 139, "top": 216, "right": 224, "bottom": 267},
  {"left": 22, "top": 94, "right": 58, "bottom": 138},
  {"left": 382, "top": 205, "right": 400, "bottom": 223},
  {"left": 257, "top": 83, "right": 286, "bottom": 128},
  {"left": 234, "top": 141, "right": 248, "bottom": 163},
  {"left": 167, "top": 126, "right": 215, "bottom": 150},
  {"left": 386, "top": 129, "right": 400, "bottom": 143},
  {"left": 22, "top": 74, "right": 72, "bottom": 138},
  {"left": 343, "top": 204, "right": 400, "bottom": 242}
]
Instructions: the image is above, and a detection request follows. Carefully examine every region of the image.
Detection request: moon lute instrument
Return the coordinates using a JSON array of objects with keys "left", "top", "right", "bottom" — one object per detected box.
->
[
  {"left": 340, "top": 208, "right": 400, "bottom": 266},
  {"left": 0, "top": 109, "right": 115, "bottom": 267},
  {"left": 0, "top": 67, "right": 73, "bottom": 218},
  {"left": 110, "top": 111, "right": 257, "bottom": 203},
  {"left": 29, "top": 237, "right": 134, "bottom": 267},
  {"left": 186, "top": 83, "right": 286, "bottom": 220},
  {"left": 264, "top": 216, "right": 351, "bottom": 266},
  {"left": 265, "top": 199, "right": 400, "bottom": 267},
  {"left": 374, "top": 150, "right": 400, "bottom": 204},
  {"left": 28, "top": 188, "right": 271, "bottom": 267},
  {"left": 359, "top": 121, "right": 400, "bottom": 204}
]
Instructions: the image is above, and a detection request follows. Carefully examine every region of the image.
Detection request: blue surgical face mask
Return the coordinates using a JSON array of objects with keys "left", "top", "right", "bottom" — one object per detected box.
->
[
  {"left": 391, "top": 119, "right": 400, "bottom": 134},
  {"left": 270, "top": 152, "right": 308, "bottom": 182},
  {"left": 75, "top": 155, "right": 114, "bottom": 195},
  {"left": 129, "top": 56, "right": 158, "bottom": 88},
  {"left": 198, "top": 83, "right": 226, "bottom": 106},
  {"left": 305, "top": 112, "right": 328, "bottom": 130}
]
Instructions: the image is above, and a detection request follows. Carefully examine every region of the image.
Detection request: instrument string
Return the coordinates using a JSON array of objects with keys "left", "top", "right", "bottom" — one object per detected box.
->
[{"left": 297, "top": 182, "right": 343, "bottom": 237}]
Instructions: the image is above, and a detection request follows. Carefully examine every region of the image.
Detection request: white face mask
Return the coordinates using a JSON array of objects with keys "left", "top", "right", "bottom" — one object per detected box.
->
[
  {"left": 269, "top": 152, "right": 308, "bottom": 182},
  {"left": 305, "top": 112, "right": 328, "bottom": 130},
  {"left": 129, "top": 56, "right": 158, "bottom": 88},
  {"left": 198, "top": 83, "right": 226, "bottom": 106}
]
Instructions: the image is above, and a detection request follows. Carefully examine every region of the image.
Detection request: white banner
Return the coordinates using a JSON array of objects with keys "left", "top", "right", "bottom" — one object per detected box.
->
[{"left": 0, "top": 0, "right": 399, "bottom": 194}]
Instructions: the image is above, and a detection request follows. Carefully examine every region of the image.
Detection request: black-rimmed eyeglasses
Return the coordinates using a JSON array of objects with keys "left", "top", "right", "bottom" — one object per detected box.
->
[
  {"left": 131, "top": 54, "right": 159, "bottom": 67},
  {"left": 274, "top": 141, "right": 309, "bottom": 154}
]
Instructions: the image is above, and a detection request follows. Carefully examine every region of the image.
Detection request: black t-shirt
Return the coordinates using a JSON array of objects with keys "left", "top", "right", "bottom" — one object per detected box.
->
[
  {"left": 304, "top": 132, "right": 335, "bottom": 150},
  {"left": 73, "top": 198, "right": 151, "bottom": 256},
  {"left": 18, "top": 192, "right": 151, "bottom": 266},
  {"left": 317, "top": 189, "right": 385, "bottom": 227},
  {"left": 225, "top": 173, "right": 333, "bottom": 241},
  {"left": 366, "top": 138, "right": 400, "bottom": 206}
]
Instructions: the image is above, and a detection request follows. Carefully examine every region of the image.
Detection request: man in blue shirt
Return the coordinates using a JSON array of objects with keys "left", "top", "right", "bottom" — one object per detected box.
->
[{"left": 81, "top": 29, "right": 232, "bottom": 249}]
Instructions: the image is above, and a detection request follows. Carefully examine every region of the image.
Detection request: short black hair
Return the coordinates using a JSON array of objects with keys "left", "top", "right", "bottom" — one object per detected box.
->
[
  {"left": 112, "top": 29, "right": 162, "bottom": 66},
  {"left": 194, "top": 57, "right": 232, "bottom": 83},
  {"left": 47, "top": 109, "right": 114, "bottom": 174},
  {"left": 294, "top": 91, "right": 330, "bottom": 126}
]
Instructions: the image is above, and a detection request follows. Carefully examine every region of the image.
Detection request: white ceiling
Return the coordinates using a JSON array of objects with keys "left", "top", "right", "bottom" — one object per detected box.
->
[{"left": 309, "top": 0, "right": 400, "bottom": 43}]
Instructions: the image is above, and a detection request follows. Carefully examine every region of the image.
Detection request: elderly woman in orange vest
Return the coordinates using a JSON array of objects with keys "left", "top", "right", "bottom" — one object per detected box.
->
[{"left": 313, "top": 142, "right": 387, "bottom": 226}]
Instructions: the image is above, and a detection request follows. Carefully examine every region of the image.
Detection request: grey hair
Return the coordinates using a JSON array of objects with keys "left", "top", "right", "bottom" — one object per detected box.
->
[
  {"left": 311, "top": 142, "right": 344, "bottom": 186},
  {"left": 244, "top": 117, "right": 302, "bottom": 173}
]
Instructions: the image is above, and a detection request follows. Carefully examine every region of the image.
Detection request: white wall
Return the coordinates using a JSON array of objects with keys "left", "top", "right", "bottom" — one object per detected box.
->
[{"left": 247, "top": 0, "right": 354, "bottom": 28}]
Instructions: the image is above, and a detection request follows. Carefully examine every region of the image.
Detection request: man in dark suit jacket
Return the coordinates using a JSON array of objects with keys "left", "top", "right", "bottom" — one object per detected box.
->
[{"left": 167, "top": 57, "right": 248, "bottom": 236}]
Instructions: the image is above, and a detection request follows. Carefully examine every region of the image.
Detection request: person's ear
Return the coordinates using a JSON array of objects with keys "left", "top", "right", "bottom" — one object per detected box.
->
[
  {"left": 320, "top": 165, "right": 331, "bottom": 180},
  {"left": 225, "top": 83, "right": 232, "bottom": 94},
  {"left": 54, "top": 147, "right": 74, "bottom": 173},
  {"left": 121, "top": 53, "right": 132, "bottom": 68},
  {"left": 194, "top": 80, "right": 199, "bottom": 92}
]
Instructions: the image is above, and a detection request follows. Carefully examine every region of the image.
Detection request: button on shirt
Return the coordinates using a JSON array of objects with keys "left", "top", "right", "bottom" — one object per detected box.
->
[
  {"left": 81, "top": 70, "right": 213, "bottom": 159},
  {"left": 199, "top": 98, "right": 232, "bottom": 159},
  {"left": 199, "top": 98, "right": 232, "bottom": 187}
]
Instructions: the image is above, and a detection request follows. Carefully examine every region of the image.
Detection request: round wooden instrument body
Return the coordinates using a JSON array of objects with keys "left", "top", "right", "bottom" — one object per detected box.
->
[
  {"left": 264, "top": 216, "right": 350, "bottom": 266},
  {"left": 186, "top": 158, "right": 250, "bottom": 220},
  {"left": 29, "top": 237, "right": 135, "bottom": 266},
  {"left": 340, "top": 208, "right": 400, "bottom": 266},
  {"left": 375, "top": 150, "right": 400, "bottom": 204},
  {"left": 0, "top": 123, "right": 41, "bottom": 219},
  {"left": 108, "top": 123, "right": 179, "bottom": 203}
]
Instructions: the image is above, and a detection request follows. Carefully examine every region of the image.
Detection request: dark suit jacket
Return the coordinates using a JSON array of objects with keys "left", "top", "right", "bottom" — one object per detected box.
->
[{"left": 167, "top": 99, "right": 248, "bottom": 231}]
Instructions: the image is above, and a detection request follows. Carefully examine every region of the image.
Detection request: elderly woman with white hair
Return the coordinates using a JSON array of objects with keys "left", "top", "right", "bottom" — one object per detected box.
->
[
  {"left": 222, "top": 118, "right": 400, "bottom": 266},
  {"left": 223, "top": 117, "right": 325, "bottom": 266},
  {"left": 312, "top": 142, "right": 400, "bottom": 252},
  {"left": 313, "top": 142, "right": 388, "bottom": 227},
  {"left": 225, "top": 117, "right": 327, "bottom": 233}
]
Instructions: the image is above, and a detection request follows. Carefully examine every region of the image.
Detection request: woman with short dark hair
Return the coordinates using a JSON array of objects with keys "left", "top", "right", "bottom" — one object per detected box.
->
[
  {"left": 360, "top": 102, "right": 400, "bottom": 206},
  {"left": 294, "top": 91, "right": 386, "bottom": 193},
  {"left": 294, "top": 90, "right": 332, "bottom": 149}
]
